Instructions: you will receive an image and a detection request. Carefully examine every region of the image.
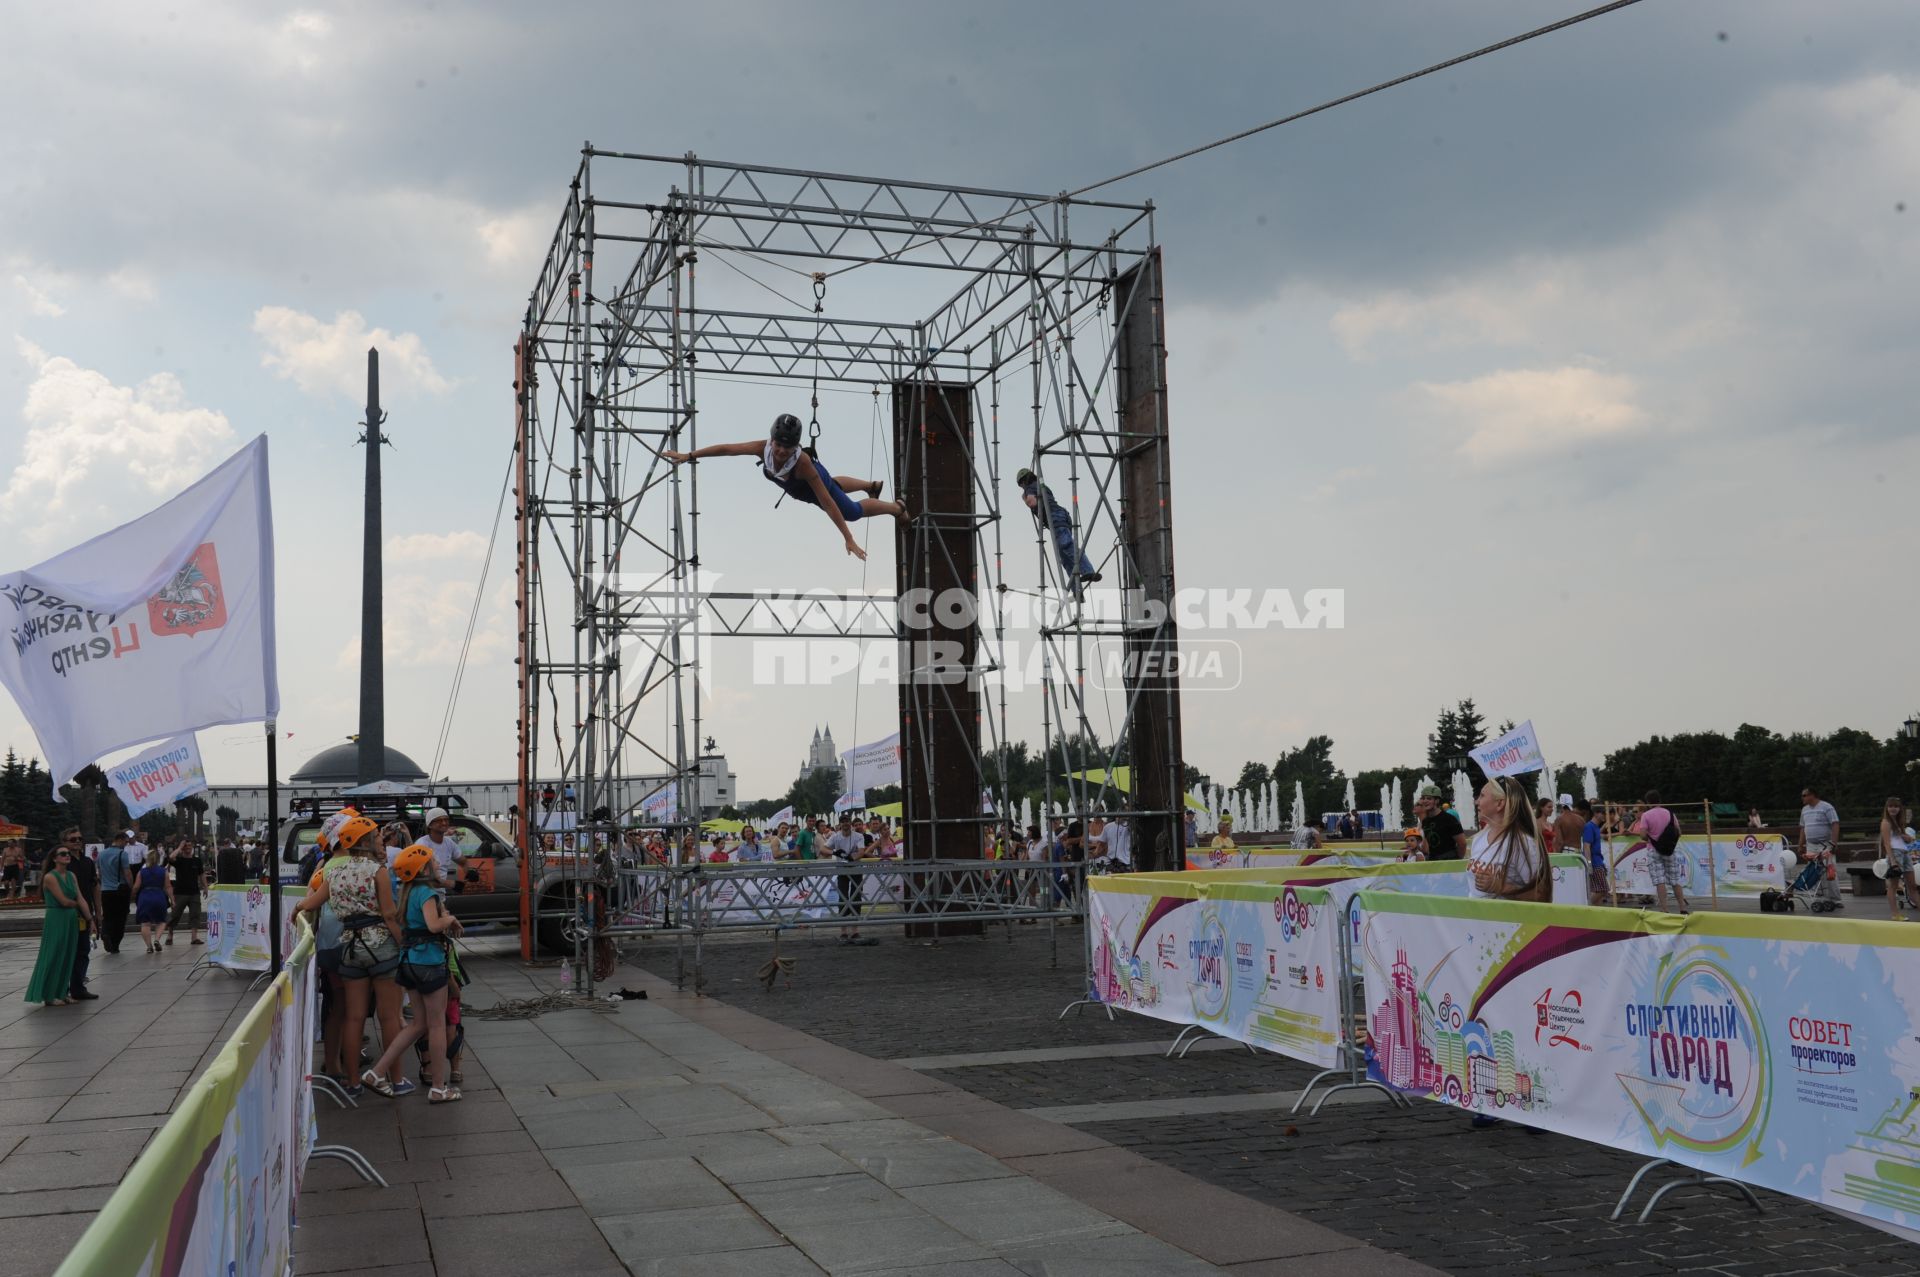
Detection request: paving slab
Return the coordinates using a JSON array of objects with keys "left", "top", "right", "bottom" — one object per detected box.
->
[
  {"left": 557, "top": 1154, "right": 737, "bottom": 1214},
  {"left": 425, "top": 1206, "right": 626, "bottom": 1276},
  {"left": 594, "top": 1202, "right": 787, "bottom": 1264}
]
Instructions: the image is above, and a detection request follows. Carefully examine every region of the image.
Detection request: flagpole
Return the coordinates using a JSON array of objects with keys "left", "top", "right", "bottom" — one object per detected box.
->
[{"left": 267, "top": 717, "right": 282, "bottom": 974}]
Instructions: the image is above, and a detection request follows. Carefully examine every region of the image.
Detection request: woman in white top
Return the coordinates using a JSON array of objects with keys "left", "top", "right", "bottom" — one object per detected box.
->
[
  {"left": 1469, "top": 776, "right": 1547, "bottom": 901},
  {"left": 663, "top": 415, "right": 908, "bottom": 561},
  {"left": 1879, "top": 797, "right": 1915, "bottom": 921}
]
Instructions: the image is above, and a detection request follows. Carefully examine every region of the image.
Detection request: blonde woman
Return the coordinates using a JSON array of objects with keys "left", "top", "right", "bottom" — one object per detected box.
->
[
  {"left": 1470, "top": 777, "right": 1547, "bottom": 902},
  {"left": 1879, "top": 797, "right": 1915, "bottom": 921}
]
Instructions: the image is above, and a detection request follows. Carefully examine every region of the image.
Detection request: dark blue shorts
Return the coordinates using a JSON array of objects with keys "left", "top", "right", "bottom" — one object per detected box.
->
[{"left": 775, "top": 464, "right": 864, "bottom": 521}]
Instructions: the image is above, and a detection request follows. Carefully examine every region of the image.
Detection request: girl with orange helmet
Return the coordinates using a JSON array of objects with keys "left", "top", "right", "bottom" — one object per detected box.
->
[{"left": 364, "top": 845, "right": 465, "bottom": 1103}]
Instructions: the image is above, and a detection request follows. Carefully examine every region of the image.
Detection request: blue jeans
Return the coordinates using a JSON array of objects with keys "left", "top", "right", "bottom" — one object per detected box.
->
[{"left": 1045, "top": 503, "right": 1094, "bottom": 577}]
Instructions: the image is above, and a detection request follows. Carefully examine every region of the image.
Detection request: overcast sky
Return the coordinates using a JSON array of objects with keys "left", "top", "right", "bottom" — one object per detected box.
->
[{"left": 3, "top": 1, "right": 1917, "bottom": 802}]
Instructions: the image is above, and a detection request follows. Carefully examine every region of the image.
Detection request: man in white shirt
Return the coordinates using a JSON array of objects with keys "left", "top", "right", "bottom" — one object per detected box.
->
[
  {"left": 124, "top": 828, "right": 149, "bottom": 870},
  {"left": 419, "top": 807, "right": 468, "bottom": 886},
  {"left": 1798, "top": 786, "right": 1844, "bottom": 911},
  {"left": 1086, "top": 814, "right": 1133, "bottom": 872},
  {"left": 824, "top": 816, "right": 875, "bottom": 946}
]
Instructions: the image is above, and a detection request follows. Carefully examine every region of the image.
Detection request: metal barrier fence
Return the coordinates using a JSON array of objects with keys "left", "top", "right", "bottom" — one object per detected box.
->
[{"left": 556, "top": 858, "right": 1090, "bottom": 994}]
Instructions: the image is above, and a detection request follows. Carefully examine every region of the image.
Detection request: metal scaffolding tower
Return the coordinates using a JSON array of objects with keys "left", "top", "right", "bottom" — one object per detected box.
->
[{"left": 515, "top": 148, "right": 1184, "bottom": 974}]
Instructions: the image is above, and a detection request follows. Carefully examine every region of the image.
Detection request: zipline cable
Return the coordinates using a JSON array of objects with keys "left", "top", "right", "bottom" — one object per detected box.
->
[
  {"left": 821, "top": 0, "right": 1651, "bottom": 280},
  {"left": 431, "top": 434, "right": 517, "bottom": 780}
]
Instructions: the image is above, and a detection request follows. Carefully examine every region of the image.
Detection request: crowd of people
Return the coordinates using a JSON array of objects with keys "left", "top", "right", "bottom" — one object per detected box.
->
[
  {"left": 21, "top": 824, "right": 266, "bottom": 1007},
  {"left": 294, "top": 807, "right": 466, "bottom": 1104}
]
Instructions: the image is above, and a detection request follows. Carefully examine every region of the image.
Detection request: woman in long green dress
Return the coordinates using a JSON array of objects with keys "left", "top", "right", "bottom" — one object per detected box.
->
[{"left": 26, "top": 846, "right": 90, "bottom": 1007}]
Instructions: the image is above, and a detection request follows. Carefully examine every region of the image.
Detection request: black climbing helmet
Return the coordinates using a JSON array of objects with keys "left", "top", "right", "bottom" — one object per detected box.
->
[{"left": 770, "top": 414, "right": 803, "bottom": 448}]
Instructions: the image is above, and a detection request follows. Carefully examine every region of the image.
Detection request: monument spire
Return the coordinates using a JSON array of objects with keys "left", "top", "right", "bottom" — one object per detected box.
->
[{"left": 356, "top": 347, "right": 387, "bottom": 785}]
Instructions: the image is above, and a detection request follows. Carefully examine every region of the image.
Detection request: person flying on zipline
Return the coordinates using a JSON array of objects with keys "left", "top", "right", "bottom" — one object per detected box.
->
[{"left": 662, "top": 414, "right": 907, "bottom": 561}]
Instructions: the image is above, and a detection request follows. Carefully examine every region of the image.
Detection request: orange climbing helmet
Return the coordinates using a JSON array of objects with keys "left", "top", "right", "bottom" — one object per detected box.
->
[
  {"left": 391, "top": 843, "right": 435, "bottom": 883},
  {"left": 334, "top": 815, "right": 378, "bottom": 854}
]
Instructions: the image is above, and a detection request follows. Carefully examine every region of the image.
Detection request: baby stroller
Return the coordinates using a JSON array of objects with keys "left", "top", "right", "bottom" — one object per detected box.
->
[{"left": 1775, "top": 851, "right": 1841, "bottom": 914}]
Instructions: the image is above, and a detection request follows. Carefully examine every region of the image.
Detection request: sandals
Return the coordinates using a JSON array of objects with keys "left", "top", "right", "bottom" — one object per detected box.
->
[
  {"left": 449, "top": 1070, "right": 463, "bottom": 1085},
  {"left": 429, "top": 1085, "right": 462, "bottom": 1104},
  {"left": 360, "top": 1070, "right": 396, "bottom": 1098}
]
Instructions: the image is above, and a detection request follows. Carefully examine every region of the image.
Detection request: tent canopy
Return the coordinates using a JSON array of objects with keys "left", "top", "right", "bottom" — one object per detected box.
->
[
  {"left": 700, "top": 818, "right": 744, "bottom": 834},
  {"left": 338, "top": 779, "right": 431, "bottom": 797},
  {"left": 869, "top": 801, "right": 903, "bottom": 819}
]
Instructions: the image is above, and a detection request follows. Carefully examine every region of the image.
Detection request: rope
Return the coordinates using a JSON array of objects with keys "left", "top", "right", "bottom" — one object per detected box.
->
[
  {"left": 807, "top": 274, "right": 826, "bottom": 448},
  {"left": 822, "top": 0, "right": 1650, "bottom": 280},
  {"left": 465, "top": 991, "right": 618, "bottom": 1020},
  {"left": 430, "top": 438, "right": 516, "bottom": 778}
]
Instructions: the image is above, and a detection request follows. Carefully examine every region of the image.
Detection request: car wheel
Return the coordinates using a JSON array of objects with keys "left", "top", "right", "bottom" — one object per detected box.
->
[{"left": 536, "top": 887, "right": 575, "bottom": 955}]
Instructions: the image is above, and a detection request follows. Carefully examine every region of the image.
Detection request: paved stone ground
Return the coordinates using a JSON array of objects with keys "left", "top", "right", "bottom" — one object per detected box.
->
[
  {"left": 294, "top": 940, "right": 1429, "bottom": 1275},
  {"left": 0, "top": 933, "right": 261, "bottom": 1277},
  {"left": 632, "top": 926, "right": 1919, "bottom": 1277}
]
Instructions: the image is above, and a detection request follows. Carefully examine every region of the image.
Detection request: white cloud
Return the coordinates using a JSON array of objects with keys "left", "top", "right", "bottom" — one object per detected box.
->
[
  {"left": 387, "top": 530, "right": 487, "bottom": 562},
  {"left": 333, "top": 571, "right": 507, "bottom": 671},
  {"left": 11, "top": 273, "right": 63, "bottom": 317},
  {"left": 104, "top": 269, "right": 157, "bottom": 302},
  {"left": 1416, "top": 367, "right": 1648, "bottom": 467},
  {"left": 252, "top": 306, "right": 451, "bottom": 400},
  {"left": 476, "top": 208, "right": 550, "bottom": 273},
  {"left": 4, "top": 339, "right": 236, "bottom": 544}
]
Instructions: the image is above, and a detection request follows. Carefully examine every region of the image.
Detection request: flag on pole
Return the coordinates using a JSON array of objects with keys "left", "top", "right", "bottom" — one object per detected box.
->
[
  {"left": 106, "top": 733, "right": 208, "bottom": 819},
  {"left": 1470, "top": 719, "right": 1547, "bottom": 779},
  {"left": 768, "top": 805, "right": 795, "bottom": 827},
  {"left": 0, "top": 436, "right": 277, "bottom": 791},
  {"left": 637, "top": 782, "right": 678, "bottom": 823},
  {"left": 840, "top": 732, "right": 903, "bottom": 791}
]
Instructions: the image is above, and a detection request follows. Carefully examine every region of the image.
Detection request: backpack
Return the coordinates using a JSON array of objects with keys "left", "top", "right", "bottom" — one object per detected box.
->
[{"left": 1649, "top": 811, "right": 1682, "bottom": 857}]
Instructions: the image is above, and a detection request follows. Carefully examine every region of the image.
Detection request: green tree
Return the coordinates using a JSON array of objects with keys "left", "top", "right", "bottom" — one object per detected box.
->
[
  {"left": 780, "top": 766, "right": 844, "bottom": 820},
  {"left": 1456, "top": 700, "right": 1488, "bottom": 749},
  {"left": 1426, "top": 708, "right": 1459, "bottom": 773}
]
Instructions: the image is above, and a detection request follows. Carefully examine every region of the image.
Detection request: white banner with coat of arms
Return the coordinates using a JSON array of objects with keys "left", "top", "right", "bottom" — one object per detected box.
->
[{"left": 0, "top": 435, "right": 277, "bottom": 791}]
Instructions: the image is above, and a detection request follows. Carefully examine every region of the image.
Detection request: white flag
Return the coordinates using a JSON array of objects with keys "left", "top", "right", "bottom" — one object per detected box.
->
[
  {"left": 1471, "top": 719, "right": 1546, "bottom": 779},
  {"left": 769, "top": 804, "right": 795, "bottom": 827},
  {"left": 840, "top": 731, "right": 902, "bottom": 790},
  {"left": 834, "top": 790, "right": 866, "bottom": 814},
  {"left": 106, "top": 733, "right": 208, "bottom": 819},
  {"left": 0, "top": 436, "right": 277, "bottom": 790},
  {"left": 637, "top": 782, "right": 678, "bottom": 823}
]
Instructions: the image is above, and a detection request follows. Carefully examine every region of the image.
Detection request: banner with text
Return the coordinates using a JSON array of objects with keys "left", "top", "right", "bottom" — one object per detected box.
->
[
  {"left": 637, "top": 782, "right": 678, "bottom": 824},
  {"left": 1470, "top": 719, "right": 1545, "bottom": 778},
  {"left": 1186, "top": 845, "right": 1403, "bottom": 873},
  {"left": 1090, "top": 875, "right": 1342, "bottom": 1066},
  {"left": 1088, "top": 856, "right": 1589, "bottom": 1070},
  {"left": 1607, "top": 832, "right": 1789, "bottom": 898},
  {"left": 55, "top": 933, "right": 317, "bottom": 1277},
  {"left": 203, "top": 883, "right": 300, "bottom": 971},
  {"left": 1354, "top": 892, "right": 1920, "bottom": 1238},
  {"left": 106, "top": 733, "right": 208, "bottom": 819},
  {"left": 840, "top": 732, "right": 902, "bottom": 791}
]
